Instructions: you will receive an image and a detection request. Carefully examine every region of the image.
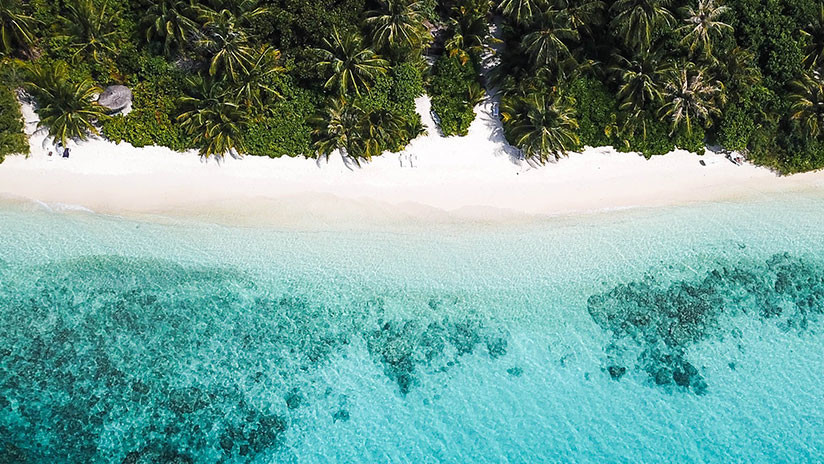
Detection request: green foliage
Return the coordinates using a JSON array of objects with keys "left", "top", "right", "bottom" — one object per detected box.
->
[
  {"left": 501, "top": 91, "right": 580, "bottom": 163},
  {"left": 566, "top": 77, "right": 617, "bottom": 148},
  {"left": 264, "top": 0, "right": 365, "bottom": 50},
  {"left": 617, "top": 112, "right": 674, "bottom": 158},
  {"left": 673, "top": 125, "right": 706, "bottom": 154},
  {"left": 0, "top": 83, "right": 28, "bottom": 162},
  {"left": 749, "top": 128, "right": 824, "bottom": 174},
  {"left": 309, "top": 59, "right": 424, "bottom": 160},
  {"left": 311, "top": 97, "right": 420, "bottom": 162},
  {"left": 718, "top": 84, "right": 777, "bottom": 151},
  {"left": 313, "top": 28, "right": 389, "bottom": 97},
  {"left": 717, "top": 105, "right": 756, "bottom": 151},
  {"left": 101, "top": 56, "right": 194, "bottom": 151},
  {"left": 428, "top": 55, "right": 479, "bottom": 137},
  {"left": 241, "top": 86, "right": 316, "bottom": 158},
  {"left": 726, "top": 0, "right": 806, "bottom": 86},
  {"left": 23, "top": 60, "right": 108, "bottom": 145},
  {"left": 763, "top": 29, "right": 804, "bottom": 85},
  {"left": 9, "top": 0, "right": 824, "bottom": 172},
  {"left": 0, "top": 0, "right": 37, "bottom": 57},
  {"left": 390, "top": 62, "right": 425, "bottom": 107}
]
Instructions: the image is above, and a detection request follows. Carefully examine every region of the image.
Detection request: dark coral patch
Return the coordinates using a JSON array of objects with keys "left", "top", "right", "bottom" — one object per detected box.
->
[
  {"left": 365, "top": 318, "right": 508, "bottom": 394},
  {"left": 0, "top": 255, "right": 510, "bottom": 461},
  {"left": 588, "top": 253, "right": 824, "bottom": 393}
]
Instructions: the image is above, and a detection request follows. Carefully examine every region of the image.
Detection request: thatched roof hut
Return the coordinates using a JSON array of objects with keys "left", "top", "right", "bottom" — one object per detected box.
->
[{"left": 97, "top": 85, "right": 132, "bottom": 112}]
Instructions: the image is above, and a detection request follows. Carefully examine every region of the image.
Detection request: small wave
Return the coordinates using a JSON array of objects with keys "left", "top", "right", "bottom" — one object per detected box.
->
[{"left": 33, "top": 200, "right": 95, "bottom": 214}]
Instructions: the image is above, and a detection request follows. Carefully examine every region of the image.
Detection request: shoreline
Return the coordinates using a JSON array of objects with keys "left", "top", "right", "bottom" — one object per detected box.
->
[{"left": 2, "top": 97, "right": 823, "bottom": 227}]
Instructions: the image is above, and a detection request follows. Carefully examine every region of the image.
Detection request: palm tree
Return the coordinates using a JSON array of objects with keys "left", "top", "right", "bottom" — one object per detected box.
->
[
  {"left": 521, "top": 7, "right": 578, "bottom": 72},
  {"left": 311, "top": 98, "right": 366, "bottom": 162},
  {"left": 195, "top": 0, "right": 269, "bottom": 26},
  {"left": 677, "top": 0, "right": 732, "bottom": 57},
  {"left": 555, "top": 0, "right": 606, "bottom": 35},
  {"left": 61, "top": 0, "right": 119, "bottom": 63},
  {"left": 717, "top": 46, "right": 760, "bottom": 87},
  {"left": 611, "top": 50, "right": 672, "bottom": 137},
  {"left": 24, "top": 61, "right": 108, "bottom": 146},
  {"left": 359, "top": 107, "right": 404, "bottom": 158},
  {"left": 498, "top": 0, "right": 542, "bottom": 26},
  {"left": 177, "top": 77, "right": 248, "bottom": 157},
  {"left": 0, "top": 0, "right": 36, "bottom": 57},
  {"left": 789, "top": 71, "right": 824, "bottom": 138},
  {"left": 314, "top": 28, "right": 389, "bottom": 97},
  {"left": 501, "top": 92, "right": 580, "bottom": 163},
  {"left": 311, "top": 99, "right": 411, "bottom": 163},
  {"left": 609, "top": 0, "right": 674, "bottom": 50},
  {"left": 196, "top": 9, "right": 255, "bottom": 82},
  {"left": 659, "top": 64, "right": 725, "bottom": 135},
  {"left": 366, "top": 0, "right": 429, "bottom": 54},
  {"left": 445, "top": 0, "right": 495, "bottom": 64},
  {"left": 232, "top": 45, "right": 285, "bottom": 110},
  {"left": 801, "top": 4, "right": 824, "bottom": 69},
  {"left": 141, "top": 0, "right": 198, "bottom": 56}
]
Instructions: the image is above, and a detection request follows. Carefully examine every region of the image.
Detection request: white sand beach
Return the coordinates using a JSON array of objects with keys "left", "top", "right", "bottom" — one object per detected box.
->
[{"left": 1, "top": 96, "right": 823, "bottom": 225}]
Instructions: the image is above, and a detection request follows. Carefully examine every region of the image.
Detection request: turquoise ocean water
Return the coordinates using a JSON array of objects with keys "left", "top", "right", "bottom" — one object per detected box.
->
[{"left": 1, "top": 192, "right": 824, "bottom": 463}]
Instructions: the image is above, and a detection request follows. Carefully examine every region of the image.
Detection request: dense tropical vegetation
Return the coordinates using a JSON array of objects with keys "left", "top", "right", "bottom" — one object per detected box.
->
[
  {"left": 0, "top": 0, "right": 823, "bottom": 173},
  {"left": 0, "top": 81, "right": 27, "bottom": 162}
]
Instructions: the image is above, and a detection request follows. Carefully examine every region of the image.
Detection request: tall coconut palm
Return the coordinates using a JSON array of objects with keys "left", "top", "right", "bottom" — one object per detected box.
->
[
  {"left": 196, "top": 9, "right": 255, "bottom": 82},
  {"left": 141, "top": 0, "right": 198, "bottom": 56},
  {"left": 717, "top": 46, "right": 760, "bottom": 87},
  {"left": 609, "top": 0, "right": 674, "bottom": 50},
  {"left": 314, "top": 28, "right": 388, "bottom": 97},
  {"left": 801, "top": 4, "right": 824, "bottom": 69},
  {"left": 359, "top": 107, "right": 405, "bottom": 158},
  {"left": 555, "top": 0, "right": 606, "bottom": 35},
  {"left": 0, "top": 0, "right": 36, "bottom": 57},
  {"left": 521, "top": 7, "right": 578, "bottom": 72},
  {"left": 659, "top": 64, "right": 725, "bottom": 135},
  {"left": 61, "top": 0, "right": 119, "bottom": 63},
  {"left": 177, "top": 77, "right": 248, "bottom": 157},
  {"left": 366, "top": 0, "right": 429, "bottom": 54},
  {"left": 24, "top": 61, "right": 108, "bottom": 146},
  {"left": 501, "top": 92, "right": 580, "bottom": 163},
  {"left": 445, "top": 0, "right": 495, "bottom": 65},
  {"left": 611, "top": 50, "right": 672, "bottom": 137},
  {"left": 677, "top": 0, "right": 732, "bottom": 57},
  {"left": 498, "top": 0, "right": 542, "bottom": 26},
  {"left": 789, "top": 71, "right": 824, "bottom": 138},
  {"left": 311, "top": 98, "right": 368, "bottom": 162},
  {"left": 311, "top": 99, "right": 410, "bottom": 163},
  {"left": 232, "top": 45, "right": 285, "bottom": 110}
]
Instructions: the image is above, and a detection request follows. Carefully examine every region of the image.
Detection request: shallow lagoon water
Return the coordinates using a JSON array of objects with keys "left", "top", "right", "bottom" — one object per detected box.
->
[{"left": 1, "top": 193, "right": 824, "bottom": 463}]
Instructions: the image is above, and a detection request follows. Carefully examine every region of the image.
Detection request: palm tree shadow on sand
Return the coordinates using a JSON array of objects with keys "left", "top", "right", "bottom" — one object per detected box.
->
[{"left": 477, "top": 97, "right": 533, "bottom": 168}]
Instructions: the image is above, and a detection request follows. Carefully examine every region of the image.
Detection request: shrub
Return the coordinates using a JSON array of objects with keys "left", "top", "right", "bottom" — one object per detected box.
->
[
  {"left": 673, "top": 126, "right": 706, "bottom": 154},
  {"left": 428, "top": 55, "right": 479, "bottom": 136},
  {"left": 242, "top": 91, "right": 316, "bottom": 158},
  {"left": 748, "top": 127, "right": 824, "bottom": 174},
  {"left": 618, "top": 113, "right": 674, "bottom": 158},
  {"left": 718, "top": 105, "right": 757, "bottom": 152},
  {"left": 566, "top": 77, "right": 618, "bottom": 149},
  {"left": 0, "top": 85, "right": 28, "bottom": 162},
  {"left": 353, "top": 61, "right": 425, "bottom": 152},
  {"left": 390, "top": 62, "right": 425, "bottom": 107},
  {"left": 101, "top": 57, "right": 195, "bottom": 151}
]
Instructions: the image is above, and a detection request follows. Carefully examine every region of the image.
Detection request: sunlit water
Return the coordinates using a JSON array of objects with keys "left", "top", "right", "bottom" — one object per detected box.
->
[{"left": 1, "top": 192, "right": 824, "bottom": 463}]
